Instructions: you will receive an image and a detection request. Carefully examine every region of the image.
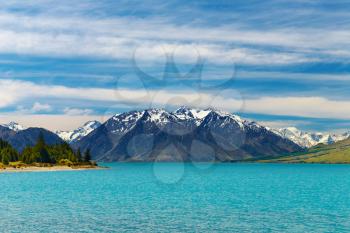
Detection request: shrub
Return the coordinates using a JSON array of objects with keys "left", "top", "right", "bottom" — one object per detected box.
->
[
  {"left": 58, "top": 159, "right": 73, "bottom": 167},
  {"left": 9, "top": 161, "right": 27, "bottom": 169}
]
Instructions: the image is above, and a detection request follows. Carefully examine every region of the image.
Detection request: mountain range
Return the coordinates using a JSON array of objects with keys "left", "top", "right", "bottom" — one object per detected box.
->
[
  {"left": 1, "top": 107, "right": 349, "bottom": 162},
  {"left": 272, "top": 127, "right": 350, "bottom": 148},
  {"left": 72, "top": 107, "right": 301, "bottom": 161}
]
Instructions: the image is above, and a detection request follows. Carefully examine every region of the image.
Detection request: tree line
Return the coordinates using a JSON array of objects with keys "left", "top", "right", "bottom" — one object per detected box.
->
[{"left": 0, "top": 133, "right": 92, "bottom": 165}]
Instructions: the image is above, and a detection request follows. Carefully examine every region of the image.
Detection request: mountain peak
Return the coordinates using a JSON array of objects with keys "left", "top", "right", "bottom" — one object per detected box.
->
[
  {"left": 144, "top": 108, "right": 167, "bottom": 116},
  {"left": 1, "top": 122, "right": 25, "bottom": 132},
  {"left": 144, "top": 108, "right": 175, "bottom": 124},
  {"left": 174, "top": 107, "right": 211, "bottom": 122},
  {"left": 201, "top": 109, "right": 246, "bottom": 130},
  {"left": 56, "top": 120, "right": 102, "bottom": 143},
  {"left": 82, "top": 120, "right": 101, "bottom": 128}
]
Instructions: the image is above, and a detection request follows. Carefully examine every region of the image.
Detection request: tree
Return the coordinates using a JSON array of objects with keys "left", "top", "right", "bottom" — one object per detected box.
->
[
  {"left": 2, "top": 154, "right": 9, "bottom": 165},
  {"left": 21, "top": 147, "right": 33, "bottom": 164},
  {"left": 0, "top": 136, "right": 84, "bottom": 165},
  {"left": 37, "top": 132, "right": 46, "bottom": 147},
  {"left": 38, "top": 147, "right": 51, "bottom": 163},
  {"left": 76, "top": 148, "right": 82, "bottom": 162},
  {"left": 33, "top": 132, "right": 51, "bottom": 163},
  {"left": 84, "top": 148, "right": 91, "bottom": 162},
  {"left": 0, "top": 139, "right": 18, "bottom": 163}
]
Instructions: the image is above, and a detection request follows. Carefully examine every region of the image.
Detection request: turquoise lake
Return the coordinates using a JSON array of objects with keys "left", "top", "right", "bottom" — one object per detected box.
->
[{"left": 1, "top": 163, "right": 350, "bottom": 232}]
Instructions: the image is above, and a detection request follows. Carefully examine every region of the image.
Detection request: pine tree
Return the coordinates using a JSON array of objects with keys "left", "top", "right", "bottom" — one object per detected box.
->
[
  {"left": 0, "top": 135, "right": 84, "bottom": 165},
  {"left": 21, "top": 147, "right": 32, "bottom": 164},
  {"left": 76, "top": 148, "right": 82, "bottom": 162},
  {"left": 0, "top": 139, "right": 18, "bottom": 164},
  {"left": 33, "top": 132, "right": 51, "bottom": 163},
  {"left": 2, "top": 154, "right": 9, "bottom": 165},
  {"left": 39, "top": 147, "right": 51, "bottom": 163},
  {"left": 36, "top": 132, "right": 46, "bottom": 148},
  {"left": 84, "top": 148, "right": 91, "bottom": 162}
]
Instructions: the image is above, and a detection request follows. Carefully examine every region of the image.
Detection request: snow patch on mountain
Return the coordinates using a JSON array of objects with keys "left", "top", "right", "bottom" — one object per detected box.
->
[
  {"left": 273, "top": 127, "right": 350, "bottom": 148},
  {"left": 109, "top": 110, "right": 145, "bottom": 134},
  {"left": 1, "top": 122, "right": 25, "bottom": 131},
  {"left": 146, "top": 109, "right": 173, "bottom": 124},
  {"left": 173, "top": 107, "right": 247, "bottom": 129},
  {"left": 174, "top": 107, "right": 211, "bottom": 124},
  {"left": 57, "top": 120, "right": 101, "bottom": 143}
]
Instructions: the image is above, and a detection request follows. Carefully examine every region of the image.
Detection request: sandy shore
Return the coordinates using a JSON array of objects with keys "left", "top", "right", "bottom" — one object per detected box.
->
[{"left": 0, "top": 165, "right": 107, "bottom": 173}]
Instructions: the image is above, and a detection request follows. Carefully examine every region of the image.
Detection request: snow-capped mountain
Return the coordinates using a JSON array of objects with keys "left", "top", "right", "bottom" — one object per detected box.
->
[
  {"left": 57, "top": 120, "right": 101, "bottom": 143},
  {"left": 273, "top": 127, "right": 350, "bottom": 148},
  {"left": 73, "top": 107, "right": 301, "bottom": 161},
  {"left": 336, "top": 132, "right": 350, "bottom": 141},
  {"left": 0, "top": 122, "right": 25, "bottom": 131}
]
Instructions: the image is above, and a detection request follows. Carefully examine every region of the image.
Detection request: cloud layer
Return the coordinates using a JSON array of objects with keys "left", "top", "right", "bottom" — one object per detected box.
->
[{"left": 1, "top": 79, "right": 350, "bottom": 120}]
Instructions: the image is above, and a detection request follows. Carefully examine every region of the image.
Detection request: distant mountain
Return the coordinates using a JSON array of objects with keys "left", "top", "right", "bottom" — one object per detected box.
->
[
  {"left": 0, "top": 126, "right": 63, "bottom": 152},
  {"left": 73, "top": 107, "right": 302, "bottom": 162},
  {"left": 273, "top": 127, "right": 350, "bottom": 148},
  {"left": 1, "top": 122, "right": 25, "bottom": 132},
  {"left": 56, "top": 120, "right": 101, "bottom": 143},
  {"left": 259, "top": 137, "right": 350, "bottom": 164}
]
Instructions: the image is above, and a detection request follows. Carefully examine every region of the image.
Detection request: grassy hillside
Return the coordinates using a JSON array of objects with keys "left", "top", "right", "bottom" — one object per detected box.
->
[{"left": 258, "top": 138, "right": 350, "bottom": 164}]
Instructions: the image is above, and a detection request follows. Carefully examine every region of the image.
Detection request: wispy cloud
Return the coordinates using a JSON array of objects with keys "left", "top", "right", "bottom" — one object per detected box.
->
[
  {"left": 0, "top": 0, "right": 350, "bottom": 132},
  {"left": 63, "top": 107, "right": 94, "bottom": 116},
  {"left": 16, "top": 102, "right": 52, "bottom": 114},
  {"left": 0, "top": 8, "right": 347, "bottom": 65},
  {"left": 31, "top": 102, "right": 52, "bottom": 112}
]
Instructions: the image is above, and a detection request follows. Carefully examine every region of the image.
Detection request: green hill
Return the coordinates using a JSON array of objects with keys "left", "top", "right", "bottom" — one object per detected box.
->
[{"left": 258, "top": 138, "right": 350, "bottom": 164}]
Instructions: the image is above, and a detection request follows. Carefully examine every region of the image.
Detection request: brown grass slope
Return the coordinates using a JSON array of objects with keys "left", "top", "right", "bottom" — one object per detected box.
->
[{"left": 258, "top": 138, "right": 350, "bottom": 164}]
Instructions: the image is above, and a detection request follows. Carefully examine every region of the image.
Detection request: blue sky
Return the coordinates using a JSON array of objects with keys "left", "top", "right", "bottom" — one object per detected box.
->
[{"left": 0, "top": 0, "right": 350, "bottom": 132}]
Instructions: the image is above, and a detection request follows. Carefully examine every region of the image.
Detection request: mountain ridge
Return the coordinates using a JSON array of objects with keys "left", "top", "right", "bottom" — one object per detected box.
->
[
  {"left": 56, "top": 120, "right": 101, "bottom": 143},
  {"left": 273, "top": 127, "right": 350, "bottom": 148},
  {"left": 0, "top": 126, "right": 64, "bottom": 152},
  {"left": 73, "top": 107, "right": 302, "bottom": 162}
]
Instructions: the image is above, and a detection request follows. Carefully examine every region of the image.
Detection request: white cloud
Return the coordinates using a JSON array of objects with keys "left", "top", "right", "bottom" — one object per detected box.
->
[
  {"left": 241, "top": 96, "right": 350, "bottom": 119},
  {"left": 32, "top": 102, "right": 52, "bottom": 112},
  {"left": 63, "top": 107, "right": 93, "bottom": 116},
  {"left": 1, "top": 79, "right": 350, "bottom": 120},
  {"left": 0, "top": 114, "right": 105, "bottom": 132},
  {"left": 256, "top": 120, "right": 310, "bottom": 130},
  {"left": 16, "top": 102, "right": 52, "bottom": 114}
]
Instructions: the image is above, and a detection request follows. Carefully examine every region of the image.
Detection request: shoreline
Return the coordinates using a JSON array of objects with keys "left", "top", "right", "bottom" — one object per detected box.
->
[{"left": 0, "top": 165, "right": 107, "bottom": 173}]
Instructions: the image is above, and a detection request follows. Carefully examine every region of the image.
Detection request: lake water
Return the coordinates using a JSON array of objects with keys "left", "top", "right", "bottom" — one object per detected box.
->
[{"left": 1, "top": 163, "right": 350, "bottom": 232}]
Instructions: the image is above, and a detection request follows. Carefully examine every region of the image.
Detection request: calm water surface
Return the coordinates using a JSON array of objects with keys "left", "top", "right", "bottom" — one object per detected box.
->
[{"left": 1, "top": 163, "right": 350, "bottom": 233}]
